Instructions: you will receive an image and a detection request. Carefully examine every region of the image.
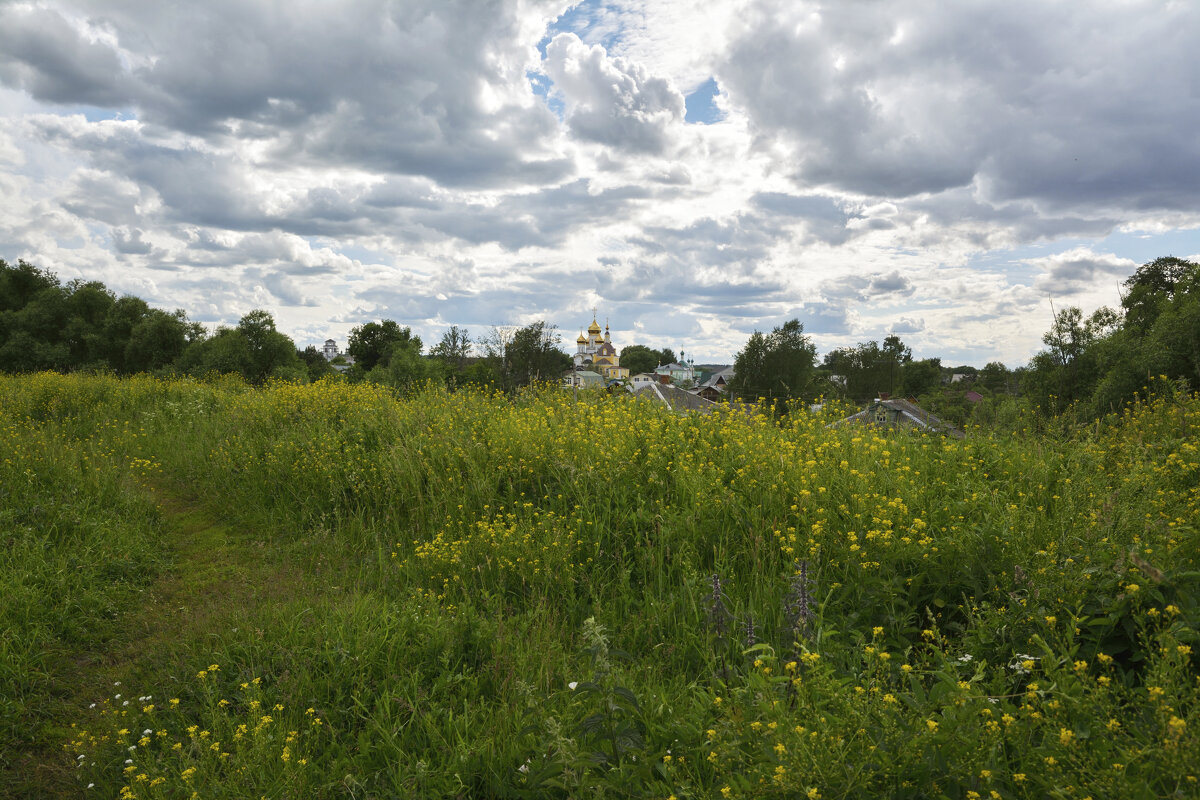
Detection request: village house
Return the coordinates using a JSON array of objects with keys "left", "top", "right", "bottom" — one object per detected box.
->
[
  {"left": 695, "top": 366, "right": 734, "bottom": 401},
  {"left": 654, "top": 358, "right": 696, "bottom": 385}
]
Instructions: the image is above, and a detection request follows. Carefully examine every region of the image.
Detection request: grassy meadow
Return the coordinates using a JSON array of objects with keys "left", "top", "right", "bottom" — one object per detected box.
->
[{"left": 1, "top": 372, "right": 1198, "bottom": 799}]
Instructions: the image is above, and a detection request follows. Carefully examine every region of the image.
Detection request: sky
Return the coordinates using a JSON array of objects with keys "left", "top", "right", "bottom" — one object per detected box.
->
[{"left": 2, "top": 0, "right": 1199, "bottom": 367}]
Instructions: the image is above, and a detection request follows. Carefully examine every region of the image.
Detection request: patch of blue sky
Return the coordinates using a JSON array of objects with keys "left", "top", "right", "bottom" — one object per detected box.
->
[
  {"left": 68, "top": 105, "right": 135, "bottom": 123},
  {"left": 538, "top": 0, "right": 623, "bottom": 57},
  {"left": 684, "top": 77, "right": 723, "bottom": 124},
  {"left": 1095, "top": 226, "right": 1200, "bottom": 263},
  {"left": 527, "top": 70, "right": 565, "bottom": 120}
]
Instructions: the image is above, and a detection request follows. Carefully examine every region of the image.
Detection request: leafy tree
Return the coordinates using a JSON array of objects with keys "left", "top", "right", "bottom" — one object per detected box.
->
[
  {"left": 731, "top": 319, "right": 817, "bottom": 407},
  {"left": 101, "top": 296, "right": 152, "bottom": 372},
  {"left": 237, "top": 310, "right": 302, "bottom": 383},
  {"left": 507, "top": 321, "right": 570, "bottom": 388},
  {"left": 63, "top": 280, "right": 116, "bottom": 367},
  {"left": 821, "top": 337, "right": 910, "bottom": 402},
  {"left": 178, "top": 328, "right": 252, "bottom": 378},
  {"left": 978, "top": 361, "right": 1012, "bottom": 395},
  {"left": 659, "top": 347, "right": 676, "bottom": 366},
  {"left": 480, "top": 322, "right": 570, "bottom": 390},
  {"left": 901, "top": 358, "right": 943, "bottom": 397},
  {"left": 430, "top": 326, "right": 472, "bottom": 375},
  {"left": 348, "top": 320, "right": 418, "bottom": 372},
  {"left": 619, "top": 344, "right": 664, "bottom": 376},
  {"left": 124, "top": 309, "right": 190, "bottom": 373},
  {"left": 299, "top": 345, "right": 336, "bottom": 382},
  {"left": 372, "top": 338, "right": 443, "bottom": 393},
  {"left": 1121, "top": 256, "right": 1199, "bottom": 333},
  {"left": 0, "top": 258, "right": 59, "bottom": 311}
]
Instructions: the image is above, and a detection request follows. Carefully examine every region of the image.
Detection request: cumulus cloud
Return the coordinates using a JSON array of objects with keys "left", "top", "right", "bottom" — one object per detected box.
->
[
  {"left": 1029, "top": 247, "right": 1137, "bottom": 296},
  {"left": 717, "top": 0, "right": 1200, "bottom": 216},
  {"left": 543, "top": 32, "right": 685, "bottom": 154},
  {"left": 821, "top": 270, "right": 914, "bottom": 302},
  {"left": 0, "top": 0, "right": 1198, "bottom": 366}
]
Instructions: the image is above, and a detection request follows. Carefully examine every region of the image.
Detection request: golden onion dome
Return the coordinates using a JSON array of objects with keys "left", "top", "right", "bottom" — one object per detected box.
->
[
  {"left": 588, "top": 318, "right": 602, "bottom": 333},
  {"left": 576, "top": 332, "right": 587, "bottom": 343}
]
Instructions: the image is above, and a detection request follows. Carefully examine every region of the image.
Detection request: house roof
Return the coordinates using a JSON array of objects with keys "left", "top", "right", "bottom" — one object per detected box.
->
[
  {"left": 635, "top": 382, "right": 717, "bottom": 413},
  {"left": 698, "top": 366, "right": 734, "bottom": 388},
  {"left": 836, "top": 398, "right": 964, "bottom": 438}
]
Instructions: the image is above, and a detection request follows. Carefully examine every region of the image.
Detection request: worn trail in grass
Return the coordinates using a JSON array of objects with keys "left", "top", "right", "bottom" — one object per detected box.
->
[{"left": 14, "top": 482, "right": 320, "bottom": 798}]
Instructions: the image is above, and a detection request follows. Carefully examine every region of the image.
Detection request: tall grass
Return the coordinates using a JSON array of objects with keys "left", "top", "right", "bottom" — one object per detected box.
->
[{"left": 2, "top": 373, "right": 1196, "bottom": 798}]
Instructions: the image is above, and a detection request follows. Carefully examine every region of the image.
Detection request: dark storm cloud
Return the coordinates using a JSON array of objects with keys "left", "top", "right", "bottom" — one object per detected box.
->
[{"left": 719, "top": 1, "right": 1200, "bottom": 217}]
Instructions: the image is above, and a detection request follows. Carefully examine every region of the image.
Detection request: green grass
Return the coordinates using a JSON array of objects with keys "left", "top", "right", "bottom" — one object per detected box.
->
[{"left": 1, "top": 372, "right": 1197, "bottom": 798}]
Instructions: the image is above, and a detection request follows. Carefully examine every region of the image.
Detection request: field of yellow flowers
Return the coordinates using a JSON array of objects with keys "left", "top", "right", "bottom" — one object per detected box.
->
[{"left": 2, "top": 372, "right": 1197, "bottom": 798}]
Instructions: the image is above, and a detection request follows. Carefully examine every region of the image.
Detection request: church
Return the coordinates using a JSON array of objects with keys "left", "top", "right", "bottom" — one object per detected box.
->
[{"left": 572, "top": 316, "right": 629, "bottom": 381}]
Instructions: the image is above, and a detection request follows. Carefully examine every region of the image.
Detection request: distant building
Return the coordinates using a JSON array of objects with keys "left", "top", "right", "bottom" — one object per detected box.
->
[
  {"left": 695, "top": 366, "right": 734, "bottom": 401},
  {"left": 629, "top": 372, "right": 659, "bottom": 390},
  {"left": 563, "top": 370, "right": 606, "bottom": 389},
  {"left": 321, "top": 339, "right": 355, "bottom": 372},
  {"left": 572, "top": 315, "right": 630, "bottom": 381},
  {"left": 655, "top": 360, "right": 696, "bottom": 385}
]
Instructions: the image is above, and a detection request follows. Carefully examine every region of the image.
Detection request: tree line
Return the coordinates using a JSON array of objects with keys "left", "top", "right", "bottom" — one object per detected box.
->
[
  {"left": 4, "top": 255, "right": 1198, "bottom": 422},
  {"left": 724, "top": 256, "right": 1200, "bottom": 424},
  {"left": 0, "top": 258, "right": 571, "bottom": 391}
]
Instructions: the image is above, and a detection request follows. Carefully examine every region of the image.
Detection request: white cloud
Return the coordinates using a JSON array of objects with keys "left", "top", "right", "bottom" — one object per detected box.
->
[{"left": 0, "top": 0, "right": 1198, "bottom": 365}]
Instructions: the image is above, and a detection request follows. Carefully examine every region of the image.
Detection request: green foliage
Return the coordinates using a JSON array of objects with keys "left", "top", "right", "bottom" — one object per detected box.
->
[
  {"left": 0, "top": 260, "right": 204, "bottom": 377},
  {"left": 1024, "top": 257, "right": 1200, "bottom": 419},
  {"left": 347, "top": 319, "right": 419, "bottom": 372},
  {"left": 731, "top": 319, "right": 817, "bottom": 406},
  {"left": 620, "top": 344, "right": 671, "bottom": 376},
  {"left": 822, "top": 337, "right": 910, "bottom": 402},
  {"left": 901, "top": 357, "right": 942, "bottom": 397},
  {"left": 480, "top": 321, "right": 570, "bottom": 390},
  {"left": 429, "top": 325, "right": 472, "bottom": 377},
  {"left": 4, "top": 374, "right": 1199, "bottom": 797}
]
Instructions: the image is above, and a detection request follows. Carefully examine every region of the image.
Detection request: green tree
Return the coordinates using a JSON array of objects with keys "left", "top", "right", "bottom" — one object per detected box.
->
[
  {"left": 978, "top": 361, "right": 1011, "bottom": 395},
  {"left": 482, "top": 322, "right": 569, "bottom": 390},
  {"left": 430, "top": 326, "right": 472, "bottom": 375},
  {"left": 348, "top": 320, "right": 418, "bottom": 372},
  {"left": 124, "top": 309, "right": 190, "bottom": 373},
  {"left": 821, "top": 337, "right": 909, "bottom": 402},
  {"left": 619, "top": 344, "right": 663, "bottom": 376},
  {"left": 237, "top": 310, "right": 301, "bottom": 383},
  {"left": 372, "top": 338, "right": 443, "bottom": 393},
  {"left": 901, "top": 358, "right": 943, "bottom": 397},
  {"left": 1121, "top": 256, "right": 1198, "bottom": 333},
  {"left": 731, "top": 319, "right": 817, "bottom": 407},
  {"left": 299, "top": 345, "right": 336, "bottom": 382}
]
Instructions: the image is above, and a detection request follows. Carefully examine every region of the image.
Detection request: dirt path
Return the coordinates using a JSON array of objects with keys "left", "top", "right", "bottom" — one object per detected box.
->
[{"left": 10, "top": 483, "right": 304, "bottom": 798}]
